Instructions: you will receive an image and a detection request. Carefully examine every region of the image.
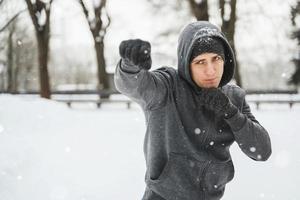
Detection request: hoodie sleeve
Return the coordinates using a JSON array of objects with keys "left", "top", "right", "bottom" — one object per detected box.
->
[
  {"left": 114, "top": 59, "right": 173, "bottom": 110},
  {"left": 225, "top": 95, "right": 272, "bottom": 161}
]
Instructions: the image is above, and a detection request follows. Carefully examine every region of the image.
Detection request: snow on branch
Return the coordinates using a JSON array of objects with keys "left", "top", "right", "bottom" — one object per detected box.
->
[
  {"left": 93, "top": 0, "right": 101, "bottom": 8},
  {"left": 25, "top": 0, "right": 53, "bottom": 31}
]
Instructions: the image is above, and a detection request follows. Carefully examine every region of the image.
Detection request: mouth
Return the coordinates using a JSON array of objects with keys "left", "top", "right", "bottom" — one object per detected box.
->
[{"left": 204, "top": 78, "right": 217, "bottom": 82}]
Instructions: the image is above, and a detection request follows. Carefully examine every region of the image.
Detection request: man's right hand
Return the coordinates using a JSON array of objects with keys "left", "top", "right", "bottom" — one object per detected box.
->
[{"left": 119, "top": 39, "right": 152, "bottom": 70}]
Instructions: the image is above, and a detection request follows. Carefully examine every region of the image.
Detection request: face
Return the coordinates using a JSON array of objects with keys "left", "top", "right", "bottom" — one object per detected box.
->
[{"left": 189, "top": 53, "right": 224, "bottom": 88}]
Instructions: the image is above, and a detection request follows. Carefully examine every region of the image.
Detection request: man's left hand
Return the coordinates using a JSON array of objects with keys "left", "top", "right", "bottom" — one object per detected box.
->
[{"left": 200, "top": 88, "right": 238, "bottom": 118}]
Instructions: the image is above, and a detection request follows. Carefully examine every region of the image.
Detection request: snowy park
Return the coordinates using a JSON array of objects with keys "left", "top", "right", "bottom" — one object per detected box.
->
[
  {"left": 1, "top": 0, "right": 300, "bottom": 199},
  {"left": 0, "top": 94, "right": 300, "bottom": 200}
]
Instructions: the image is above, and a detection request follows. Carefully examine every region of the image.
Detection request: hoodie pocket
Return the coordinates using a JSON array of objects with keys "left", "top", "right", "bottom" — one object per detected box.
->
[
  {"left": 147, "top": 152, "right": 209, "bottom": 200},
  {"left": 202, "top": 159, "right": 235, "bottom": 197}
]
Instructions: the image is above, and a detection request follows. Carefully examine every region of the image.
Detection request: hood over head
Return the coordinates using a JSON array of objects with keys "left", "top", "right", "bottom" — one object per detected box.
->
[{"left": 177, "top": 21, "right": 235, "bottom": 92}]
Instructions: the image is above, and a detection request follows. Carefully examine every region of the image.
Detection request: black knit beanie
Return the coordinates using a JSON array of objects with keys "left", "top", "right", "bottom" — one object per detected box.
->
[{"left": 190, "top": 36, "right": 225, "bottom": 63}]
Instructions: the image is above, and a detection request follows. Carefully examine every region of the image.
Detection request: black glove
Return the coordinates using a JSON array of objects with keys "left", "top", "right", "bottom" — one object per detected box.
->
[
  {"left": 200, "top": 88, "right": 238, "bottom": 119},
  {"left": 119, "top": 39, "right": 152, "bottom": 70}
]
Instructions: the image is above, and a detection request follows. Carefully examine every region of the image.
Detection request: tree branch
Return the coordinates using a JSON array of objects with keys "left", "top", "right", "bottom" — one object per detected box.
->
[
  {"left": 219, "top": 0, "right": 225, "bottom": 24},
  {"left": 100, "top": 6, "right": 111, "bottom": 40},
  {"left": 78, "top": 0, "right": 89, "bottom": 20},
  {"left": 24, "top": 0, "right": 39, "bottom": 30},
  {"left": 0, "top": 9, "right": 26, "bottom": 33}
]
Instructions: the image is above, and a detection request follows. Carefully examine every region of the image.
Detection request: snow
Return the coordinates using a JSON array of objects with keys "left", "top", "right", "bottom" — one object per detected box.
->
[
  {"left": 0, "top": 95, "right": 145, "bottom": 200},
  {"left": 194, "top": 128, "right": 201, "bottom": 134},
  {"left": 250, "top": 147, "right": 256, "bottom": 152},
  {"left": 93, "top": 0, "right": 102, "bottom": 8},
  {"left": 0, "top": 94, "right": 300, "bottom": 199},
  {"left": 36, "top": 9, "right": 47, "bottom": 27}
]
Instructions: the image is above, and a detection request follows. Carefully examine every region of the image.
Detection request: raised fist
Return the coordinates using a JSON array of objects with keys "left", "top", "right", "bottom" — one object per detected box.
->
[{"left": 119, "top": 39, "right": 152, "bottom": 70}]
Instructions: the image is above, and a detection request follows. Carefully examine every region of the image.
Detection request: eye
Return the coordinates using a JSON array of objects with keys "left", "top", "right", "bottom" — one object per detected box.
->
[
  {"left": 196, "top": 60, "right": 206, "bottom": 65},
  {"left": 215, "top": 56, "right": 223, "bottom": 61}
]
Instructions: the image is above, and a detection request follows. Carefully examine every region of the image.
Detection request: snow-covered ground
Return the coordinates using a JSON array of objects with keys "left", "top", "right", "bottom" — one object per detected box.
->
[{"left": 0, "top": 94, "right": 299, "bottom": 200}]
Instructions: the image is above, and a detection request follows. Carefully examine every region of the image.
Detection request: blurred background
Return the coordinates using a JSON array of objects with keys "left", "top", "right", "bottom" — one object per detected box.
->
[
  {"left": 0, "top": 0, "right": 299, "bottom": 95},
  {"left": 0, "top": 0, "right": 300, "bottom": 200}
]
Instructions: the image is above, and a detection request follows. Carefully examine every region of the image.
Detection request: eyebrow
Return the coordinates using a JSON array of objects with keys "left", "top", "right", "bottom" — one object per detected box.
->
[
  {"left": 192, "top": 58, "right": 206, "bottom": 63},
  {"left": 192, "top": 55, "right": 221, "bottom": 63}
]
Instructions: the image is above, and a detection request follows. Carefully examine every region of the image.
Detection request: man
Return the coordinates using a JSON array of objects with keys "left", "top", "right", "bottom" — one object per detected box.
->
[{"left": 114, "top": 21, "right": 272, "bottom": 200}]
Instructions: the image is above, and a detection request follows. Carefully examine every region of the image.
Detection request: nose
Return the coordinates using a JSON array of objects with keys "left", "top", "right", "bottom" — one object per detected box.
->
[{"left": 205, "top": 63, "right": 216, "bottom": 76}]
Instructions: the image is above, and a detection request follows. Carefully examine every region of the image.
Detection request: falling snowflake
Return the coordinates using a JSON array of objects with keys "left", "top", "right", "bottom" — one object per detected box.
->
[
  {"left": 281, "top": 73, "right": 287, "bottom": 78},
  {"left": 0, "top": 125, "right": 4, "bottom": 133},
  {"left": 37, "top": 114, "right": 44, "bottom": 119},
  {"left": 195, "top": 128, "right": 201, "bottom": 135},
  {"left": 65, "top": 146, "right": 71, "bottom": 153},
  {"left": 250, "top": 147, "right": 256, "bottom": 152},
  {"left": 274, "top": 150, "right": 291, "bottom": 168},
  {"left": 259, "top": 193, "right": 265, "bottom": 198},
  {"left": 17, "top": 40, "right": 23, "bottom": 46}
]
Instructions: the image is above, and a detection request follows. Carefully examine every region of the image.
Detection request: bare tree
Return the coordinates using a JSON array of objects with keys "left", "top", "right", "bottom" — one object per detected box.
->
[
  {"left": 6, "top": 21, "right": 16, "bottom": 92},
  {"left": 0, "top": 0, "right": 27, "bottom": 92},
  {"left": 219, "top": 0, "right": 242, "bottom": 87},
  {"left": 24, "top": 0, "right": 53, "bottom": 99},
  {"left": 1, "top": 20, "right": 38, "bottom": 92},
  {"left": 289, "top": 1, "right": 300, "bottom": 86},
  {"left": 78, "top": 0, "right": 110, "bottom": 94}
]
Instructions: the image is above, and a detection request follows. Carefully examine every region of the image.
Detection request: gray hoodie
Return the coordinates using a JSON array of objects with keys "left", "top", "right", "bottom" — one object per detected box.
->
[{"left": 114, "top": 21, "right": 272, "bottom": 200}]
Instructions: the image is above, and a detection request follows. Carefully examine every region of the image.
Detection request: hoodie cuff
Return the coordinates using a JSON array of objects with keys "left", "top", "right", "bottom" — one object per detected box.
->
[
  {"left": 119, "top": 59, "right": 141, "bottom": 74},
  {"left": 224, "top": 110, "right": 247, "bottom": 132}
]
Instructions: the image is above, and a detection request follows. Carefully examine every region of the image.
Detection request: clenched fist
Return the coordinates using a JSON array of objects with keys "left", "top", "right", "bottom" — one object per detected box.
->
[
  {"left": 201, "top": 88, "right": 238, "bottom": 119},
  {"left": 119, "top": 39, "right": 152, "bottom": 70}
]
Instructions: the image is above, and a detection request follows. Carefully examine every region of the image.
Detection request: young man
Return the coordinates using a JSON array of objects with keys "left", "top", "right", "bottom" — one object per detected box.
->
[{"left": 114, "top": 21, "right": 272, "bottom": 200}]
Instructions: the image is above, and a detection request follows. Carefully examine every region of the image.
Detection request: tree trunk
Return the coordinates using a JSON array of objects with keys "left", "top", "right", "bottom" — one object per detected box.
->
[
  {"left": 13, "top": 39, "right": 20, "bottom": 92},
  {"left": 94, "top": 39, "right": 109, "bottom": 98},
  {"left": 189, "top": 0, "right": 209, "bottom": 21},
  {"left": 24, "top": 0, "right": 52, "bottom": 99},
  {"left": 219, "top": 0, "right": 242, "bottom": 87},
  {"left": 37, "top": 33, "right": 51, "bottom": 98},
  {"left": 7, "top": 29, "right": 13, "bottom": 92},
  {"left": 78, "top": 0, "right": 111, "bottom": 98},
  {"left": 188, "top": 0, "right": 209, "bottom": 21},
  {"left": 227, "top": 39, "right": 242, "bottom": 86}
]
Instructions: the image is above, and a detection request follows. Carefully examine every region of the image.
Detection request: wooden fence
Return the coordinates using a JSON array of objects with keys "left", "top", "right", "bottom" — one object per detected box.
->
[{"left": 1, "top": 89, "right": 299, "bottom": 110}]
